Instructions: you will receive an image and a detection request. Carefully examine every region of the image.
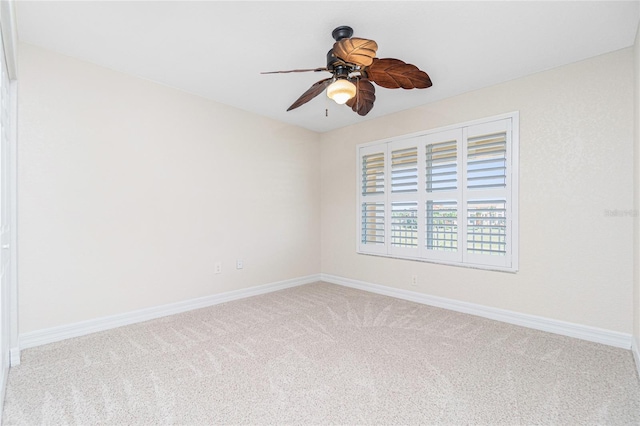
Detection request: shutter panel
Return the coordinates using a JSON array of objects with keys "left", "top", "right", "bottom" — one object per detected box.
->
[
  {"left": 389, "top": 139, "right": 420, "bottom": 257},
  {"left": 463, "top": 118, "right": 512, "bottom": 268},
  {"left": 358, "top": 145, "right": 387, "bottom": 254},
  {"left": 423, "top": 129, "right": 462, "bottom": 262}
]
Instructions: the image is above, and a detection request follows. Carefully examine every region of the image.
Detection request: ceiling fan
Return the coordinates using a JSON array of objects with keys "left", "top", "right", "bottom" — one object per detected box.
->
[{"left": 262, "top": 26, "right": 432, "bottom": 116}]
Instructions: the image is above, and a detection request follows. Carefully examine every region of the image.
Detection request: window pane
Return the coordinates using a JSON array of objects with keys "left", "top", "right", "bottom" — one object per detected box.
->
[
  {"left": 361, "top": 202, "right": 385, "bottom": 245},
  {"left": 391, "top": 202, "right": 418, "bottom": 247},
  {"left": 467, "top": 200, "right": 506, "bottom": 255},
  {"left": 391, "top": 147, "right": 418, "bottom": 193},
  {"left": 426, "top": 201, "right": 457, "bottom": 251},
  {"left": 467, "top": 132, "right": 506, "bottom": 190},
  {"left": 362, "top": 152, "right": 384, "bottom": 196},
  {"left": 426, "top": 139, "right": 457, "bottom": 192}
]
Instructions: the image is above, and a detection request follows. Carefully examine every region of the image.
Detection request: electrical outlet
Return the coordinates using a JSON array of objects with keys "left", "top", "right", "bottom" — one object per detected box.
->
[
  {"left": 236, "top": 259, "right": 243, "bottom": 269},
  {"left": 214, "top": 262, "right": 222, "bottom": 274},
  {"left": 411, "top": 275, "right": 418, "bottom": 287}
]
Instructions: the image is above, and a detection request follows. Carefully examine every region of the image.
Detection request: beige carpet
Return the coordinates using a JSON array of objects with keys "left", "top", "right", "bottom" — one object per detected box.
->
[{"left": 3, "top": 282, "right": 640, "bottom": 425}]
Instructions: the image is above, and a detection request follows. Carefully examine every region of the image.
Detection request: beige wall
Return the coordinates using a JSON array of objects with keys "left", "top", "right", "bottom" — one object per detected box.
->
[
  {"left": 18, "top": 43, "right": 321, "bottom": 334},
  {"left": 321, "top": 48, "right": 635, "bottom": 333},
  {"left": 18, "top": 42, "right": 637, "bottom": 338}
]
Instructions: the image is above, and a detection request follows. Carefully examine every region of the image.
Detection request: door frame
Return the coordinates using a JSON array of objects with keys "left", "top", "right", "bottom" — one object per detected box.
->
[{"left": 1, "top": 0, "right": 19, "bottom": 369}]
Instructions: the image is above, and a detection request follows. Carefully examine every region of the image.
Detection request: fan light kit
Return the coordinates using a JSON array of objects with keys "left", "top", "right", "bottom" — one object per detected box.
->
[
  {"left": 326, "top": 79, "right": 356, "bottom": 104},
  {"left": 262, "top": 26, "right": 432, "bottom": 116}
]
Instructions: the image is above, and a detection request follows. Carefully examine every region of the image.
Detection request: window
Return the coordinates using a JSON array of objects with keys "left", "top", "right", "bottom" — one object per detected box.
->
[{"left": 357, "top": 112, "right": 518, "bottom": 272}]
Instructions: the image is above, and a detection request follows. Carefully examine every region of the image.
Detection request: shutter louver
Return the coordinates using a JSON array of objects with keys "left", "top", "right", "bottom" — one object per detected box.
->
[
  {"left": 362, "top": 152, "right": 385, "bottom": 196},
  {"left": 391, "top": 202, "right": 418, "bottom": 247},
  {"left": 467, "top": 200, "right": 506, "bottom": 255},
  {"left": 391, "top": 147, "right": 418, "bottom": 193},
  {"left": 361, "top": 202, "right": 385, "bottom": 245},
  {"left": 467, "top": 131, "right": 507, "bottom": 190},
  {"left": 426, "top": 201, "right": 457, "bottom": 251},
  {"left": 426, "top": 140, "right": 457, "bottom": 192}
]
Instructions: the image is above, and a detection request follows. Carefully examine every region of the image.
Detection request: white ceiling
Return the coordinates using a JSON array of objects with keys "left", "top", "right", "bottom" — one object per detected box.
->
[{"left": 16, "top": 1, "right": 640, "bottom": 133}]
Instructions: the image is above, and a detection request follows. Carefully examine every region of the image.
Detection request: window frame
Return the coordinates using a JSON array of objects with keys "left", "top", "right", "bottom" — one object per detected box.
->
[{"left": 356, "top": 112, "right": 519, "bottom": 273}]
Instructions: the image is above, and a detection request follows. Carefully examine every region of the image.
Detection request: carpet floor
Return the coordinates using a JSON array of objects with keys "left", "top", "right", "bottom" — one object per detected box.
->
[{"left": 3, "top": 282, "right": 640, "bottom": 425}]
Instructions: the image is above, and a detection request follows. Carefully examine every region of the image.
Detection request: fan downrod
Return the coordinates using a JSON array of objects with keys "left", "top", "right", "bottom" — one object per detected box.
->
[{"left": 332, "top": 26, "right": 353, "bottom": 41}]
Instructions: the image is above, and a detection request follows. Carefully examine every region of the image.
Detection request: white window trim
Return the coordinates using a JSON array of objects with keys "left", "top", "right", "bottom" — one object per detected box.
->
[{"left": 356, "top": 112, "right": 519, "bottom": 273}]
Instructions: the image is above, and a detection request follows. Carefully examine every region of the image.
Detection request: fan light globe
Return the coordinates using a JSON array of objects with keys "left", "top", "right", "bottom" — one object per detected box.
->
[{"left": 327, "top": 79, "right": 356, "bottom": 105}]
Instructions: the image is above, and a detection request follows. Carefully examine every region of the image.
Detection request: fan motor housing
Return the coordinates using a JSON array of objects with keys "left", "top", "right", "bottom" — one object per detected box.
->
[{"left": 326, "top": 49, "right": 341, "bottom": 71}]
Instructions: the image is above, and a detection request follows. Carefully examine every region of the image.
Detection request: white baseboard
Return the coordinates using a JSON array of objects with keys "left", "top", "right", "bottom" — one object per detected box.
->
[
  {"left": 19, "top": 274, "right": 321, "bottom": 351},
  {"left": 632, "top": 336, "right": 640, "bottom": 379},
  {"left": 17, "top": 273, "right": 634, "bottom": 356},
  {"left": 321, "top": 273, "right": 633, "bottom": 349},
  {"left": 9, "top": 346, "right": 20, "bottom": 366}
]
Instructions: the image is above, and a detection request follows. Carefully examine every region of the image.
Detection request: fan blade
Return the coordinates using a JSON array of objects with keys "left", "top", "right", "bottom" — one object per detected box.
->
[
  {"left": 346, "top": 79, "right": 376, "bottom": 116},
  {"left": 366, "top": 58, "right": 432, "bottom": 89},
  {"left": 333, "top": 38, "right": 378, "bottom": 67},
  {"left": 261, "top": 67, "right": 327, "bottom": 74},
  {"left": 287, "top": 78, "right": 332, "bottom": 111}
]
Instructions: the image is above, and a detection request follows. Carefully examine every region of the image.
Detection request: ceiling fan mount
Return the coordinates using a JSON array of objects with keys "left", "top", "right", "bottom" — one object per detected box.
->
[
  {"left": 262, "top": 26, "right": 432, "bottom": 116},
  {"left": 331, "top": 25, "right": 354, "bottom": 42}
]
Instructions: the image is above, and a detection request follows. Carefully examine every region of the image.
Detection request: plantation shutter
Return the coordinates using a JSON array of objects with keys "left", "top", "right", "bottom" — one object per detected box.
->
[
  {"left": 356, "top": 112, "right": 518, "bottom": 272},
  {"left": 463, "top": 119, "right": 512, "bottom": 268}
]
